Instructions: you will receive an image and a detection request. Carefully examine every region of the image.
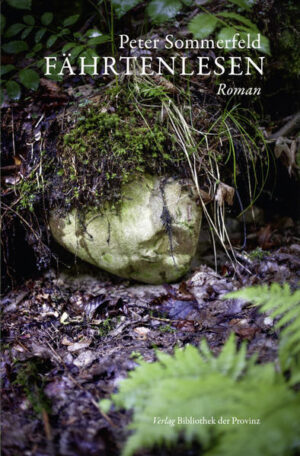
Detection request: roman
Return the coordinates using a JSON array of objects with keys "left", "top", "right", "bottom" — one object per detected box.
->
[{"left": 217, "top": 84, "right": 261, "bottom": 96}]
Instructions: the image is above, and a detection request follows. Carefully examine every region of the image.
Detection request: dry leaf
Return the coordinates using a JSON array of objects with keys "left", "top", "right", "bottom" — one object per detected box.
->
[
  {"left": 14, "top": 156, "right": 22, "bottom": 166},
  {"left": 4, "top": 175, "right": 21, "bottom": 185},
  {"left": 68, "top": 338, "right": 92, "bottom": 352},
  {"left": 199, "top": 189, "right": 213, "bottom": 204},
  {"left": 152, "top": 72, "right": 178, "bottom": 93},
  {"left": 274, "top": 137, "right": 296, "bottom": 175},
  {"left": 73, "top": 350, "right": 97, "bottom": 368},
  {"left": 215, "top": 182, "right": 235, "bottom": 206},
  {"left": 40, "top": 78, "right": 62, "bottom": 94},
  {"left": 134, "top": 326, "right": 150, "bottom": 339}
]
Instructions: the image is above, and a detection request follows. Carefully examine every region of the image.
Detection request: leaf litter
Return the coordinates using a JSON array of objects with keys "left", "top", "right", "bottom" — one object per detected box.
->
[{"left": 1, "top": 242, "right": 300, "bottom": 455}]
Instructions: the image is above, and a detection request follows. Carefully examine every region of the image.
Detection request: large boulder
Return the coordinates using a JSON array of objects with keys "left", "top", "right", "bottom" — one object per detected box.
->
[{"left": 50, "top": 175, "right": 202, "bottom": 284}]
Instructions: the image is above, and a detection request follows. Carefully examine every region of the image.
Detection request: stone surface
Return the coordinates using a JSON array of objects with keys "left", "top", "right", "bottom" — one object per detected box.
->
[{"left": 50, "top": 175, "right": 202, "bottom": 284}]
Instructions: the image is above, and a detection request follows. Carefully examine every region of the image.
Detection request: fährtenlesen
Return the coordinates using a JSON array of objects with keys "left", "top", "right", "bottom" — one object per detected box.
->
[{"left": 44, "top": 55, "right": 264, "bottom": 77}]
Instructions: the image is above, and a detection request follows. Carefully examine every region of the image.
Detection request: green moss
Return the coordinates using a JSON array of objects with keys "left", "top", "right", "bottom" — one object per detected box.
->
[
  {"left": 13, "top": 359, "right": 51, "bottom": 414},
  {"left": 55, "top": 86, "right": 187, "bottom": 212},
  {"left": 18, "top": 180, "right": 37, "bottom": 212},
  {"left": 248, "top": 247, "right": 269, "bottom": 261},
  {"left": 130, "top": 351, "right": 144, "bottom": 362},
  {"left": 159, "top": 324, "right": 175, "bottom": 333},
  {"left": 98, "top": 318, "right": 114, "bottom": 337},
  {"left": 15, "top": 155, "right": 52, "bottom": 213}
]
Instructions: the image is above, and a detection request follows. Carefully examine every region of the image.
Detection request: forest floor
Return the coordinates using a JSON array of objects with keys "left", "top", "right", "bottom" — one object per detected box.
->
[
  {"left": 2, "top": 222, "right": 300, "bottom": 456},
  {"left": 2, "top": 2, "right": 300, "bottom": 454}
]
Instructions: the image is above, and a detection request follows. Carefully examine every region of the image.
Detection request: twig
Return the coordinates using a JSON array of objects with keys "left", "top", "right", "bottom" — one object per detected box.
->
[
  {"left": 41, "top": 409, "right": 54, "bottom": 448},
  {"left": 270, "top": 111, "right": 300, "bottom": 140},
  {"left": 1, "top": 165, "right": 20, "bottom": 174},
  {"left": 34, "top": 114, "right": 45, "bottom": 129},
  {"left": 11, "top": 110, "right": 16, "bottom": 157}
]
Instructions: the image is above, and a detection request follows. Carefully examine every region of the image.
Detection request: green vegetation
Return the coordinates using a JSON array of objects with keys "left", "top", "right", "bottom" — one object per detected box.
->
[
  {"left": 52, "top": 77, "right": 268, "bottom": 223},
  {"left": 189, "top": 6, "right": 269, "bottom": 55},
  {"left": 2, "top": 0, "right": 300, "bottom": 452},
  {"left": 13, "top": 359, "right": 51, "bottom": 414},
  {"left": 2, "top": 70, "right": 270, "bottom": 278},
  {"left": 1, "top": 2, "right": 84, "bottom": 99},
  {"left": 17, "top": 179, "right": 39, "bottom": 212},
  {"left": 248, "top": 247, "right": 268, "bottom": 261},
  {"left": 226, "top": 283, "right": 300, "bottom": 386},
  {"left": 159, "top": 323, "right": 175, "bottom": 333},
  {"left": 16, "top": 154, "right": 51, "bottom": 212},
  {"left": 112, "top": 0, "right": 269, "bottom": 53},
  {"left": 130, "top": 351, "right": 144, "bottom": 362},
  {"left": 55, "top": 86, "right": 186, "bottom": 211},
  {"left": 1, "top": 0, "right": 270, "bottom": 101},
  {"left": 99, "top": 284, "right": 300, "bottom": 456},
  {"left": 1, "top": 0, "right": 110, "bottom": 100},
  {"left": 98, "top": 318, "right": 114, "bottom": 337},
  {"left": 2, "top": 71, "right": 270, "bottom": 279}
]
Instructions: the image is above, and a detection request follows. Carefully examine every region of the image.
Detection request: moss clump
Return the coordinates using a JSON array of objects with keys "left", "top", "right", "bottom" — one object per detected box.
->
[
  {"left": 54, "top": 87, "right": 187, "bottom": 211},
  {"left": 248, "top": 247, "right": 268, "bottom": 261},
  {"left": 17, "top": 179, "right": 39, "bottom": 212},
  {"left": 13, "top": 359, "right": 51, "bottom": 414},
  {"left": 13, "top": 152, "right": 51, "bottom": 213}
]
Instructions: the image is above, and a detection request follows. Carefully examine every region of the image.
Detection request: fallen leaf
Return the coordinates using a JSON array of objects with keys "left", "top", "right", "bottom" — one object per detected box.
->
[
  {"left": 215, "top": 182, "right": 235, "bottom": 206},
  {"left": 73, "top": 350, "right": 97, "bottom": 368},
  {"left": 134, "top": 327, "right": 150, "bottom": 340},
  {"left": 68, "top": 338, "right": 92, "bottom": 352},
  {"left": 274, "top": 137, "right": 297, "bottom": 175},
  {"left": 61, "top": 336, "right": 72, "bottom": 346},
  {"left": 60, "top": 312, "right": 69, "bottom": 325},
  {"left": 14, "top": 156, "right": 22, "bottom": 166},
  {"left": 4, "top": 175, "right": 21, "bottom": 185},
  {"left": 258, "top": 225, "right": 273, "bottom": 249}
]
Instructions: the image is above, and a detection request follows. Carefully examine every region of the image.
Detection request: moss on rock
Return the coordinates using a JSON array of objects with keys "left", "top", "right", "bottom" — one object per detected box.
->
[{"left": 53, "top": 86, "right": 188, "bottom": 213}]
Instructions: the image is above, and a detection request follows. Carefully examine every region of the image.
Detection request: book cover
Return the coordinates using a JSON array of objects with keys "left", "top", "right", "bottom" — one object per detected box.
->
[{"left": 1, "top": 1, "right": 300, "bottom": 455}]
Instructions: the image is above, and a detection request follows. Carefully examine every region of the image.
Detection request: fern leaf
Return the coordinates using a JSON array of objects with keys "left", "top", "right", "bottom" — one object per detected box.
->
[
  {"left": 214, "top": 333, "right": 248, "bottom": 379},
  {"left": 225, "top": 283, "right": 300, "bottom": 384},
  {"left": 110, "top": 334, "right": 300, "bottom": 456}
]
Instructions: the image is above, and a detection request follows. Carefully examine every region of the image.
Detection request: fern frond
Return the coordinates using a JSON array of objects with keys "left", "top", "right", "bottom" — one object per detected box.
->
[
  {"left": 226, "top": 283, "right": 300, "bottom": 384},
  {"left": 110, "top": 334, "right": 300, "bottom": 456}
]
